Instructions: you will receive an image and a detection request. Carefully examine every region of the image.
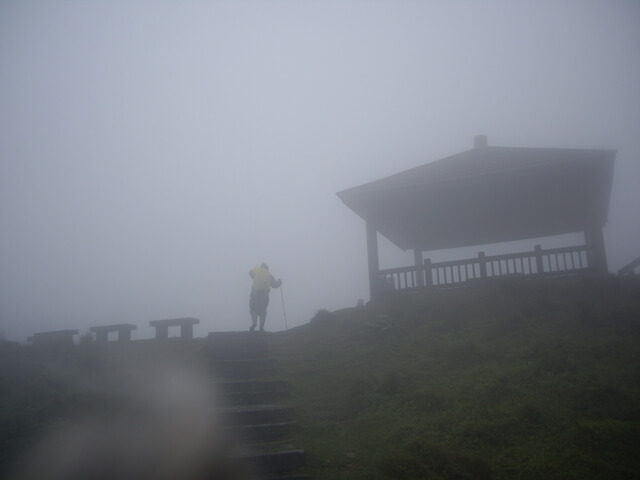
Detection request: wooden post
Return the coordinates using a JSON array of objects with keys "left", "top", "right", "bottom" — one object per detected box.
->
[
  {"left": 366, "top": 221, "right": 380, "bottom": 301},
  {"left": 584, "top": 224, "right": 608, "bottom": 273},
  {"left": 534, "top": 245, "right": 544, "bottom": 276},
  {"left": 95, "top": 330, "right": 108, "bottom": 343},
  {"left": 478, "top": 251, "right": 487, "bottom": 278},
  {"left": 414, "top": 249, "right": 424, "bottom": 287},
  {"left": 423, "top": 258, "right": 433, "bottom": 288},
  {"left": 156, "top": 325, "right": 169, "bottom": 339},
  {"left": 181, "top": 323, "right": 194, "bottom": 339}
]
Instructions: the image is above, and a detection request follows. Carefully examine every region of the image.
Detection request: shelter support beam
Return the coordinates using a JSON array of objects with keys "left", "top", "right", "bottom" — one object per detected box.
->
[
  {"left": 366, "top": 221, "right": 380, "bottom": 301},
  {"left": 414, "top": 249, "right": 424, "bottom": 287},
  {"left": 423, "top": 258, "right": 433, "bottom": 288},
  {"left": 585, "top": 224, "right": 608, "bottom": 273}
]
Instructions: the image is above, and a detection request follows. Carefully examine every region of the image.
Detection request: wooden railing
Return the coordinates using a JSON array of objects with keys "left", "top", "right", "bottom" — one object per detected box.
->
[
  {"left": 618, "top": 256, "right": 640, "bottom": 275},
  {"left": 378, "top": 244, "right": 592, "bottom": 292}
]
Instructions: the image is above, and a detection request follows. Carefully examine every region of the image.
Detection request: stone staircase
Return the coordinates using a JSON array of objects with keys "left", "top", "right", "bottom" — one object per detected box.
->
[{"left": 208, "top": 332, "right": 306, "bottom": 480}]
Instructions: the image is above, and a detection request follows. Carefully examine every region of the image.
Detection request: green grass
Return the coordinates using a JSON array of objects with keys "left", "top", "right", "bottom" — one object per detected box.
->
[
  {"left": 2, "top": 275, "right": 640, "bottom": 479},
  {"left": 268, "top": 275, "right": 640, "bottom": 480}
]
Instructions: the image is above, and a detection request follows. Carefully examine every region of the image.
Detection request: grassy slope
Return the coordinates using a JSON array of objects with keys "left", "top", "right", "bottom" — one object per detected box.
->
[
  {"left": 0, "top": 337, "right": 210, "bottom": 478},
  {"left": 268, "top": 276, "right": 640, "bottom": 480},
  {"left": 2, "top": 275, "right": 639, "bottom": 480}
]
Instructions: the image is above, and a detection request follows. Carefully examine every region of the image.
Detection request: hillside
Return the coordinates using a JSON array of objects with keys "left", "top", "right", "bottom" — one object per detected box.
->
[
  {"left": 2, "top": 275, "right": 640, "bottom": 479},
  {"left": 268, "top": 275, "right": 640, "bottom": 480}
]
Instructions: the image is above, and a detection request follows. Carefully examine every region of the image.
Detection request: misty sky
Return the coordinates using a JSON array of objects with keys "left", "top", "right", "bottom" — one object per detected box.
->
[{"left": 1, "top": 1, "right": 639, "bottom": 342}]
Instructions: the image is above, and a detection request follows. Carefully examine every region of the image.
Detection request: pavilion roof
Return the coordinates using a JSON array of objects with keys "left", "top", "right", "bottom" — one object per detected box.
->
[{"left": 337, "top": 142, "right": 615, "bottom": 251}]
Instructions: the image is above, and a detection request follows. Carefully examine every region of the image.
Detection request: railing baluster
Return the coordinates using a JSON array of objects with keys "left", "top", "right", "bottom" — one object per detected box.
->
[{"left": 377, "top": 245, "right": 593, "bottom": 291}]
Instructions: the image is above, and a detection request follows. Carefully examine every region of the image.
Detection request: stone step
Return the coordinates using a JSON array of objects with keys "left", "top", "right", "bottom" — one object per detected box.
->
[
  {"left": 231, "top": 420, "right": 296, "bottom": 442},
  {"left": 208, "top": 331, "right": 269, "bottom": 360},
  {"left": 223, "top": 405, "right": 295, "bottom": 426},
  {"left": 217, "top": 380, "right": 288, "bottom": 405},
  {"left": 222, "top": 389, "right": 286, "bottom": 406},
  {"left": 265, "top": 475, "right": 309, "bottom": 480},
  {"left": 248, "top": 449, "right": 305, "bottom": 477},
  {"left": 207, "top": 331, "right": 305, "bottom": 479},
  {"left": 212, "top": 357, "right": 275, "bottom": 379},
  {"left": 217, "top": 379, "right": 287, "bottom": 394}
]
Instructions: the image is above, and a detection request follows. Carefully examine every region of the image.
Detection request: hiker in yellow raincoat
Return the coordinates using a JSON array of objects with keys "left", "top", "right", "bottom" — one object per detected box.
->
[{"left": 249, "top": 263, "right": 282, "bottom": 332}]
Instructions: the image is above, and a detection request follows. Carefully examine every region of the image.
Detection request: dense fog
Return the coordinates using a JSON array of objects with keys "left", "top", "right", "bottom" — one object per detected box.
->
[{"left": 1, "top": 1, "right": 639, "bottom": 341}]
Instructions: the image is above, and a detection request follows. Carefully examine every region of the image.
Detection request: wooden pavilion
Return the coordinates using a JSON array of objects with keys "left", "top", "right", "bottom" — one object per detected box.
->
[{"left": 337, "top": 136, "right": 616, "bottom": 300}]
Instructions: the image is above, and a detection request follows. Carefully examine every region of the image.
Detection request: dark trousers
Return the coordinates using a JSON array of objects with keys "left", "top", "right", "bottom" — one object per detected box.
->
[{"left": 249, "top": 290, "right": 270, "bottom": 330}]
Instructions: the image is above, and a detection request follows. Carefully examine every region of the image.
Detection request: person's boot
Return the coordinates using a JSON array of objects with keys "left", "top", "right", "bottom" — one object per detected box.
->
[{"left": 259, "top": 315, "right": 266, "bottom": 332}]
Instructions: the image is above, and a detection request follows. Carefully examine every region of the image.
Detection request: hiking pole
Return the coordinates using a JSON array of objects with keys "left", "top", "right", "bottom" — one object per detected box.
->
[{"left": 280, "top": 284, "right": 288, "bottom": 330}]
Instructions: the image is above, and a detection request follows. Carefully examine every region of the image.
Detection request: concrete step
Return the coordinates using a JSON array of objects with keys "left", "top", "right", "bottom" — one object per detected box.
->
[
  {"left": 223, "top": 405, "right": 295, "bottom": 426},
  {"left": 208, "top": 331, "right": 268, "bottom": 360},
  {"left": 212, "top": 357, "right": 275, "bottom": 379},
  {"left": 231, "top": 420, "right": 296, "bottom": 442},
  {"left": 217, "top": 380, "right": 288, "bottom": 405},
  {"left": 207, "top": 331, "right": 305, "bottom": 479}
]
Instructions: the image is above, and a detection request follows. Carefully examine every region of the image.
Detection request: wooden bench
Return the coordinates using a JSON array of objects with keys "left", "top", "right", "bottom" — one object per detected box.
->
[
  {"left": 28, "top": 329, "right": 79, "bottom": 346},
  {"left": 90, "top": 323, "right": 137, "bottom": 343},
  {"left": 149, "top": 317, "right": 199, "bottom": 339}
]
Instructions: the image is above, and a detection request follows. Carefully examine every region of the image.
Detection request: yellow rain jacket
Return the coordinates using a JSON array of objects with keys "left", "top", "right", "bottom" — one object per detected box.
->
[{"left": 250, "top": 265, "right": 273, "bottom": 292}]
